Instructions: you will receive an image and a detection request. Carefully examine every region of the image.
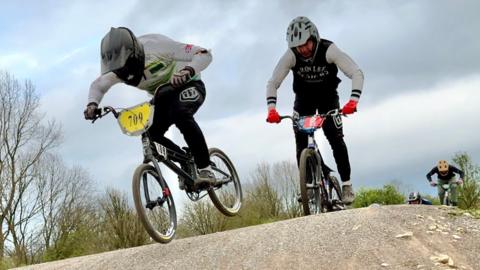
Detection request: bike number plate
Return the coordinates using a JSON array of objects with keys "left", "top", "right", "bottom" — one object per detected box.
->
[
  {"left": 298, "top": 116, "right": 325, "bottom": 133},
  {"left": 154, "top": 142, "right": 168, "bottom": 159},
  {"left": 117, "top": 102, "right": 155, "bottom": 136}
]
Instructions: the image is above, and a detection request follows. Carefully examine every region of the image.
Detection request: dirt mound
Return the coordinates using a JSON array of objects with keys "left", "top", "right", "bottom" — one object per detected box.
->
[{"left": 16, "top": 205, "right": 480, "bottom": 270}]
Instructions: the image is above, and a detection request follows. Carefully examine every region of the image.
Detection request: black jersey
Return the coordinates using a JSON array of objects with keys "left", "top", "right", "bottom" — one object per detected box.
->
[
  {"left": 426, "top": 165, "right": 465, "bottom": 181},
  {"left": 291, "top": 39, "right": 341, "bottom": 97}
]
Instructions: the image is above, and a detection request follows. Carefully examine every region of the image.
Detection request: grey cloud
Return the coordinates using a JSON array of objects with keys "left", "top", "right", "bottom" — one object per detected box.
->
[
  {"left": 7, "top": 0, "right": 480, "bottom": 198},
  {"left": 116, "top": 0, "right": 480, "bottom": 120}
]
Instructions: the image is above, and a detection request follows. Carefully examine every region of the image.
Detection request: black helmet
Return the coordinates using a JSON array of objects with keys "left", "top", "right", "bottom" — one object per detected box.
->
[
  {"left": 408, "top": 192, "right": 421, "bottom": 202},
  {"left": 100, "top": 27, "right": 145, "bottom": 86}
]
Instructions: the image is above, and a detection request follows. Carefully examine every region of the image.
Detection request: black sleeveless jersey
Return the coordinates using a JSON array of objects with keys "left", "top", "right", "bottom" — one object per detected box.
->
[{"left": 291, "top": 39, "right": 341, "bottom": 97}]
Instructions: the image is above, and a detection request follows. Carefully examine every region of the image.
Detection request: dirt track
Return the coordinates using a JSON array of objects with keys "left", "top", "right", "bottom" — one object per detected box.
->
[{"left": 15, "top": 205, "right": 480, "bottom": 270}]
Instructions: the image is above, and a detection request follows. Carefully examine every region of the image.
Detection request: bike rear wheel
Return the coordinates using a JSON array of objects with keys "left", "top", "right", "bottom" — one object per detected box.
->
[
  {"left": 299, "top": 149, "right": 324, "bottom": 215},
  {"left": 327, "top": 175, "right": 344, "bottom": 211},
  {"left": 207, "top": 148, "right": 243, "bottom": 216},
  {"left": 132, "top": 164, "right": 177, "bottom": 243}
]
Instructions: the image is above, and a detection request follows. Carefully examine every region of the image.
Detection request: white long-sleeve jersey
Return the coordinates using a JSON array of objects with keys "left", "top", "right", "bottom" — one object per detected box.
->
[
  {"left": 88, "top": 34, "right": 212, "bottom": 104},
  {"left": 266, "top": 40, "right": 364, "bottom": 109}
]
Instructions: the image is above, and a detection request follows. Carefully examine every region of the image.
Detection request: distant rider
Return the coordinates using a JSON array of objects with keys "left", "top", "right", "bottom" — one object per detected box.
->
[
  {"left": 407, "top": 192, "right": 432, "bottom": 205},
  {"left": 265, "top": 16, "right": 364, "bottom": 204},
  {"left": 426, "top": 160, "right": 464, "bottom": 206}
]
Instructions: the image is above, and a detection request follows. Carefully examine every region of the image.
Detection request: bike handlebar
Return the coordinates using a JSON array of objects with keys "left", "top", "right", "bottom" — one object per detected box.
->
[
  {"left": 430, "top": 180, "right": 463, "bottom": 188},
  {"left": 91, "top": 106, "right": 119, "bottom": 123},
  {"left": 90, "top": 83, "right": 178, "bottom": 124},
  {"left": 279, "top": 108, "right": 345, "bottom": 123}
]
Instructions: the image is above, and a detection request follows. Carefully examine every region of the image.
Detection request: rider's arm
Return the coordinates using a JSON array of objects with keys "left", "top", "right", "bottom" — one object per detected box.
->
[
  {"left": 140, "top": 34, "right": 212, "bottom": 75},
  {"left": 426, "top": 167, "right": 438, "bottom": 182},
  {"left": 450, "top": 165, "right": 465, "bottom": 179},
  {"left": 422, "top": 198, "right": 433, "bottom": 205},
  {"left": 266, "top": 49, "right": 296, "bottom": 109},
  {"left": 88, "top": 72, "right": 122, "bottom": 104},
  {"left": 167, "top": 37, "right": 212, "bottom": 74},
  {"left": 326, "top": 43, "right": 364, "bottom": 102}
]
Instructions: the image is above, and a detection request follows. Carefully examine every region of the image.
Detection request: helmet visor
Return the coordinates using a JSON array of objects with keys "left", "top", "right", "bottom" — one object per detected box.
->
[
  {"left": 100, "top": 28, "right": 135, "bottom": 74},
  {"left": 101, "top": 46, "right": 133, "bottom": 74},
  {"left": 439, "top": 170, "right": 448, "bottom": 176}
]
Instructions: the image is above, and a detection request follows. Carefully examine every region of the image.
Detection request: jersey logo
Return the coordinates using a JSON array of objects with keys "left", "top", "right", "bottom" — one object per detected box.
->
[
  {"left": 296, "top": 65, "right": 329, "bottom": 81},
  {"left": 333, "top": 114, "right": 343, "bottom": 129},
  {"left": 185, "top": 44, "right": 193, "bottom": 53},
  {"left": 179, "top": 87, "right": 200, "bottom": 102}
]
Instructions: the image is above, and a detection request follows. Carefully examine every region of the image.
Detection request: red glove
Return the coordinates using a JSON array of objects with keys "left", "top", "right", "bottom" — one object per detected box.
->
[
  {"left": 266, "top": 109, "right": 281, "bottom": 123},
  {"left": 342, "top": 100, "right": 358, "bottom": 115}
]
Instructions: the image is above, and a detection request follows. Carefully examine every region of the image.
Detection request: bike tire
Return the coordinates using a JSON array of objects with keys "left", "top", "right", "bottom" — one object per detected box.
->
[
  {"left": 207, "top": 148, "right": 243, "bottom": 216},
  {"left": 299, "top": 149, "right": 323, "bottom": 215},
  {"left": 327, "top": 175, "right": 344, "bottom": 211},
  {"left": 132, "top": 164, "right": 177, "bottom": 243}
]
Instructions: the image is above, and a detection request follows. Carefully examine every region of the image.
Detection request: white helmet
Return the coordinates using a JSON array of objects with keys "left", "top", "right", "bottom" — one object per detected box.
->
[{"left": 286, "top": 16, "right": 320, "bottom": 48}]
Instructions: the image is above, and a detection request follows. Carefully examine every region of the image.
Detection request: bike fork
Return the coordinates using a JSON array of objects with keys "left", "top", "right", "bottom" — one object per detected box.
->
[
  {"left": 142, "top": 135, "right": 171, "bottom": 199},
  {"left": 307, "top": 135, "right": 316, "bottom": 149}
]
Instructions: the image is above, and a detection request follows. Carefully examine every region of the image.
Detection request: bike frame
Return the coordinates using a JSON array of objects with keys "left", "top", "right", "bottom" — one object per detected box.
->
[
  {"left": 91, "top": 103, "right": 242, "bottom": 243},
  {"left": 93, "top": 106, "right": 230, "bottom": 193},
  {"left": 142, "top": 134, "right": 197, "bottom": 186},
  {"left": 280, "top": 109, "right": 344, "bottom": 205},
  {"left": 92, "top": 106, "right": 198, "bottom": 189},
  {"left": 439, "top": 183, "right": 456, "bottom": 206}
]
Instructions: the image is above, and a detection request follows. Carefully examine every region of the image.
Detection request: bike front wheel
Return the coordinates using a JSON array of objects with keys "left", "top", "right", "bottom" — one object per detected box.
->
[
  {"left": 208, "top": 148, "right": 243, "bottom": 216},
  {"left": 132, "top": 164, "right": 177, "bottom": 243},
  {"left": 299, "top": 149, "right": 324, "bottom": 215},
  {"left": 444, "top": 192, "right": 450, "bottom": 206}
]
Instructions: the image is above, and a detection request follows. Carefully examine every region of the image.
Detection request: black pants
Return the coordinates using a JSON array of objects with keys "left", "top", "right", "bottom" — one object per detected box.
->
[
  {"left": 148, "top": 80, "right": 210, "bottom": 168},
  {"left": 293, "top": 94, "right": 351, "bottom": 182}
]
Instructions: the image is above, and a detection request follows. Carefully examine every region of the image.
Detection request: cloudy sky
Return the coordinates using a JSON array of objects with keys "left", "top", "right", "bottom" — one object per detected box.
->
[{"left": 1, "top": 0, "right": 479, "bottom": 203}]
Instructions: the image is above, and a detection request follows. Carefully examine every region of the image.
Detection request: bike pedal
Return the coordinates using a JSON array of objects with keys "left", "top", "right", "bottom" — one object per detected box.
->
[
  {"left": 178, "top": 178, "right": 186, "bottom": 190},
  {"left": 193, "top": 181, "right": 212, "bottom": 191}
]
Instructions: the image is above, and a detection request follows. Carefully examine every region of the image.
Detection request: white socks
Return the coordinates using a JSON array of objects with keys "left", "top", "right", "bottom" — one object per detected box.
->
[
  {"left": 199, "top": 165, "right": 212, "bottom": 172},
  {"left": 342, "top": 180, "right": 352, "bottom": 186}
]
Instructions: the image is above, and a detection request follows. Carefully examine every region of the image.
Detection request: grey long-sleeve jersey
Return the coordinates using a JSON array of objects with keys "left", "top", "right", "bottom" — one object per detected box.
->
[
  {"left": 266, "top": 42, "right": 364, "bottom": 109},
  {"left": 88, "top": 34, "right": 212, "bottom": 105}
]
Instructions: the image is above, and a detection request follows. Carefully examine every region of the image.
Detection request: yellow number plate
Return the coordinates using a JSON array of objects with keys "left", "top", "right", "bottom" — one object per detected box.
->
[{"left": 117, "top": 102, "right": 154, "bottom": 136}]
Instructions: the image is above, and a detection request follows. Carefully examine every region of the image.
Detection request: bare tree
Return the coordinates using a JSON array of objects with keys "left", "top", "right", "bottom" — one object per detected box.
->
[
  {"left": 247, "top": 163, "right": 282, "bottom": 219},
  {"left": 43, "top": 199, "right": 100, "bottom": 261},
  {"left": 181, "top": 200, "right": 228, "bottom": 235},
  {"left": 0, "top": 71, "right": 61, "bottom": 263},
  {"left": 453, "top": 152, "right": 480, "bottom": 209},
  {"left": 177, "top": 161, "right": 300, "bottom": 236},
  {"left": 272, "top": 161, "right": 302, "bottom": 218},
  {"left": 99, "top": 189, "right": 149, "bottom": 249},
  {"left": 35, "top": 154, "right": 96, "bottom": 254}
]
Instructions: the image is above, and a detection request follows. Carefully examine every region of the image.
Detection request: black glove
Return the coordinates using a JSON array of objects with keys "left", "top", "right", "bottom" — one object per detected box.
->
[
  {"left": 84, "top": 102, "right": 99, "bottom": 120},
  {"left": 170, "top": 66, "right": 195, "bottom": 88}
]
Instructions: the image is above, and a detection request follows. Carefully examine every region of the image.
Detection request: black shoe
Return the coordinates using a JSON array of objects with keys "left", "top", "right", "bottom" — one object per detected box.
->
[{"left": 195, "top": 168, "right": 216, "bottom": 187}]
